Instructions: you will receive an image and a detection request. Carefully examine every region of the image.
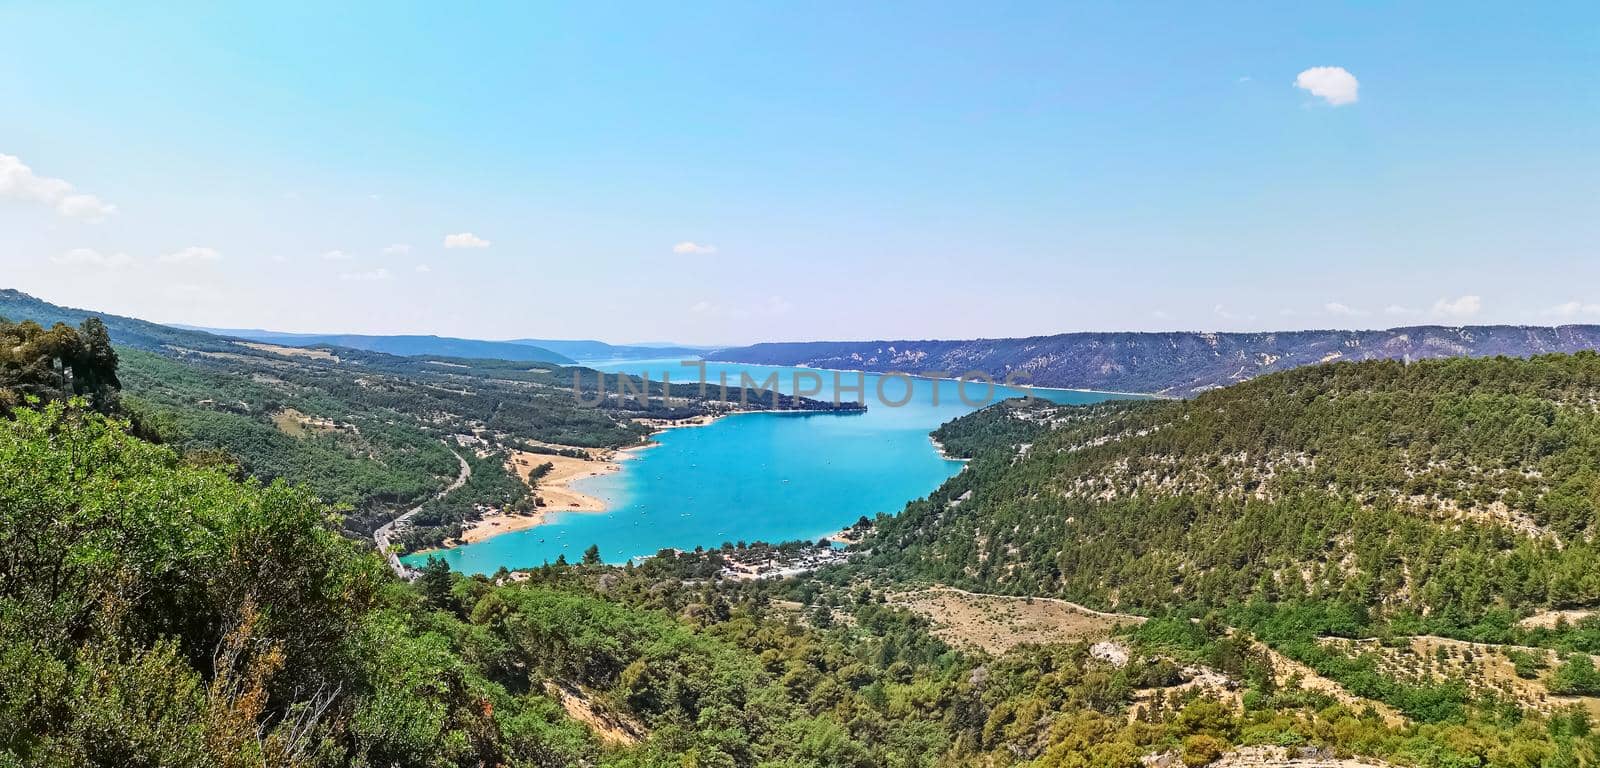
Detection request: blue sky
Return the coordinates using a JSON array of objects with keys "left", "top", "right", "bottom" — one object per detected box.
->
[{"left": 2, "top": 2, "right": 1596, "bottom": 344}]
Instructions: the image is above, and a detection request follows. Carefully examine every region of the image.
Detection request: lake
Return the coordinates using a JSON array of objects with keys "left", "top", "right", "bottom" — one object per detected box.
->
[{"left": 405, "top": 360, "right": 1143, "bottom": 573}]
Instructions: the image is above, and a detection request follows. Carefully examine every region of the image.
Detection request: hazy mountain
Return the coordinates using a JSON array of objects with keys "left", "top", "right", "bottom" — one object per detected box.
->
[
  {"left": 708, "top": 326, "right": 1600, "bottom": 396},
  {"left": 506, "top": 338, "right": 707, "bottom": 361},
  {"left": 175, "top": 326, "right": 577, "bottom": 364},
  {"left": 176, "top": 326, "right": 706, "bottom": 364}
]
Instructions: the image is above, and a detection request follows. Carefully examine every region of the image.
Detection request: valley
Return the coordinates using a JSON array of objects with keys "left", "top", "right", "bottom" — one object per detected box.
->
[{"left": 10, "top": 295, "right": 1600, "bottom": 767}]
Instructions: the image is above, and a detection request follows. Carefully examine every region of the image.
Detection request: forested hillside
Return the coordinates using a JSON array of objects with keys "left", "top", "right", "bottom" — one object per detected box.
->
[
  {"left": 860, "top": 353, "right": 1600, "bottom": 728},
  {"left": 709, "top": 326, "right": 1600, "bottom": 396},
  {"left": 15, "top": 303, "right": 1600, "bottom": 764},
  {"left": 873, "top": 354, "right": 1600, "bottom": 618},
  {"left": 9, "top": 400, "right": 1595, "bottom": 768},
  {"left": 0, "top": 290, "right": 848, "bottom": 545}
]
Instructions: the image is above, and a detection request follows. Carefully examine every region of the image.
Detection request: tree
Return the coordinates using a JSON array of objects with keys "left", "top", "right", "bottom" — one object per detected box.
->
[
  {"left": 582, "top": 544, "right": 602, "bottom": 565},
  {"left": 0, "top": 317, "right": 121, "bottom": 415},
  {"left": 418, "top": 556, "right": 454, "bottom": 610},
  {"left": 1550, "top": 655, "right": 1600, "bottom": 696}
]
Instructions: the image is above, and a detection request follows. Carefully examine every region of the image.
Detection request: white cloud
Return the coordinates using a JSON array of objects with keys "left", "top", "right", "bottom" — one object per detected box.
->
[
  {"left": 0, "top": 153, "right": 117, "bottom": 221},
  {"left": 322, "top": 249, "right": 355, "bottom": 260},
  {"left": 1430, "top": 295, "right": 1482, "bottom": 319},
  {"left": 340, "top": 267, "right": 393, "bottom": 282},
  {"left": 159, "top": 246, "right": 221, "bottom": 264},
  {"left": 414, "top": 264, "right": 432, "bottom": 273},
  {"left": 51, "top": 247, "right": 133, "bottom": 269},
  {"left": 764, "top": 295, "right": 794, "bottom": 315},
  {"left": 382, "top": 243, "right": 411, "bottom": 255},
  {"left": 444, "top": 232, "right": 491, "bottom": 249},
  {"left": 1294, "top": 66, "right": 1360, "bottom": 106},
  {"left": 1213, "top": 304, "right": 1256, "bottom": 322},
  {"left": 1542, "top": 301, "right": 1600, "bottom": 319},
  {"left": 689, "top": 300, "right": 715, "bottom": 314},
  {"left": 1384, "top": 304, "right": 1422, "bottom": 317},
  {"left": 673, "top": 241, "right": 717, "bottom": 255},
  {"left": 1324, "top": 301, "right": 1368, "bottom": 317}
]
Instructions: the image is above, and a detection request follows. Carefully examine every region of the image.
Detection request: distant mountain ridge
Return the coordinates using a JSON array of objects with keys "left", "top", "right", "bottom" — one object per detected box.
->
[
  {"left": 707, "top": 326, "right": 1600, "bottom": 396},
  {"left": 173, "top": 326, "right": 577, "bottom": 364},
  {"left": 179, "top": 326, "right": 704, "bottom": 363},
  {"left": 506, "top": 338, "right": 708, "bottom": 361}
]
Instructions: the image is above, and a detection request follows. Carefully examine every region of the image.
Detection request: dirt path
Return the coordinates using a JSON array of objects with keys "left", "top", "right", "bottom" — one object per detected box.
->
[
  {"left": 1249, "top": 638, "right": 1406, "bottom": 726},
  {"left": 374, "top": 449, "right": 470, "bottom": 579}
]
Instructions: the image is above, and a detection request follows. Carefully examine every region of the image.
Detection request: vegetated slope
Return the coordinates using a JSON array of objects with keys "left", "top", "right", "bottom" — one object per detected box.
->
[
  {"left": 0, "top": 289, "right": 842, "bottom": 543},
  {"left": 866, "top": 354, "right": 1600, "bottom": 726},
  {"left": 4, "top": 403, "right": 1569, "bottom": 768},
  {"left": 8, "top": 329, "right": 1592, "bottom": 766},
  {"left": 709, "top": 326, "right": 1600, "bottom": 396},
  {"left": 871, "top": 353, "right": 1600, "bottom": 625},
  {"left": 180, "top": 326, "right": 577, "bottom": 364}
]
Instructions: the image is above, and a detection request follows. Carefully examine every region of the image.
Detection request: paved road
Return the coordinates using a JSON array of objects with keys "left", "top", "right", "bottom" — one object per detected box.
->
[{"left": 374, "top": 449, "right": 470, "bottom": 579}]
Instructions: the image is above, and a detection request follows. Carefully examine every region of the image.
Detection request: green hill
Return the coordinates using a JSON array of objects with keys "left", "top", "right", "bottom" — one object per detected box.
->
[
  {"left": 0, "top": 289, "right": 840, "bottom": 547},
  {"left": 871, "top": 354, "right": 1600, "bottom": 624},
  {"left": 10, "top": 310, "right": 1600, "bottom": 765}
]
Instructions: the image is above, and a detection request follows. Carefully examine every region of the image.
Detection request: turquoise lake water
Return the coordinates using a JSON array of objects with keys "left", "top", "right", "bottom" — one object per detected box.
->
[{"left": 405, "top": 360, "right": 1142, "bottom": 574}]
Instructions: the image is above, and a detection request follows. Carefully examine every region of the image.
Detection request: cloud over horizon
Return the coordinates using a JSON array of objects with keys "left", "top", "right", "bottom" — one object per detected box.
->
[
  {"left": 1324, "top": 301, "right": 1368, "bottom": 317},
  {"left": 1, "top": 153, "right": 118, "bottom": 221},
  {"left": 1295, "top": 66, "right": 1360, "bottom": 106},
  {"left": 1431, "top": 295, "right": 1482, "bottom": 319},
  {"left": 1543, "top": 301, "right": 1600, "bottom": 319}
]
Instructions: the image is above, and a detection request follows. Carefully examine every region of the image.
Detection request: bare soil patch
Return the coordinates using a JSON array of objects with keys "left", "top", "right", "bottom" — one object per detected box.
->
[
  {"left": 237, "top": 341, "right": 339, "bottom": 361},
  {"left": 889, "top": 587, "right": 1141, "bottom": 655}
]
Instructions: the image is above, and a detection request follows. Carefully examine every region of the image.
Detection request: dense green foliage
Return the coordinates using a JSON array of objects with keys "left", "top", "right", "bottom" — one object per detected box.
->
[
  {"left": 20, "top": 290, "right": 1600, "bottom": 765},
  {"left": 15, "top": 347, "right": 1600, "bottom": 764},
  {"left": 871, "top": 355, "right": 1600, "bottom": 625},
  {"left": 0, "top": 403, "right": 1441, "bottom": 767},
  {"left": 0, "top": 290, "right": 846, "bottom": 542},
  {"left": 398, "top": 449, "right": 536, "bottom": 552},
  {"left": 928, "top": 396, "right": 1055, "bottom": 459},
  {"left": 0, "top": 315, "right": 120, "bottom": 414}
]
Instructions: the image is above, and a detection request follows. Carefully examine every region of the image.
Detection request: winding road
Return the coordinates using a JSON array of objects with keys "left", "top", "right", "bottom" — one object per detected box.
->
[{"left": 375, "top": 448, "right": 471, "bottom": 579}]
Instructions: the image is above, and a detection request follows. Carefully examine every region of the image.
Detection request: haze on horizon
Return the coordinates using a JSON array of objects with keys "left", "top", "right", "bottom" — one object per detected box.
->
[{"left": 2, "top": 3, "right": 1596, "bottom": 346}]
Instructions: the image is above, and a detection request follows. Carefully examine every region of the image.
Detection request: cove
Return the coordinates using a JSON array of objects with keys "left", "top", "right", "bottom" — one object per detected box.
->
[{"left": 406, "top": 360, "right": 1144, "bottom": 574}]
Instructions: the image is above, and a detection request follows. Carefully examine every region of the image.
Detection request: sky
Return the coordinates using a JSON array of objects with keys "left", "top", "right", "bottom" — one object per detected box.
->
[{"left": 2, "top": 2, "right": 1596, "bottom": 345}]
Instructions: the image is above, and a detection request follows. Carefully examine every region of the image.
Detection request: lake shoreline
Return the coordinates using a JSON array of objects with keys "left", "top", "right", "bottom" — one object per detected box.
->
[
  {"left": 414, "top": 360, "right": 1139, "bottom": 573},
  {"left": 929, "top": 436, "right": 970, "bottom": 463},
  {"left": 422, "top": 408, "right": 824, "bottom": 553}
]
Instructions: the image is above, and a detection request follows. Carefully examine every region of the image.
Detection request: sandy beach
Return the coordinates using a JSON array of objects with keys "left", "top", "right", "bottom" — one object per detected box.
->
[
  {"left": 451, "top": 449, "right": 619, "bottom": 545},
  {"left": 444, "top": 409, "right": 813, "bottom": 548}
]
